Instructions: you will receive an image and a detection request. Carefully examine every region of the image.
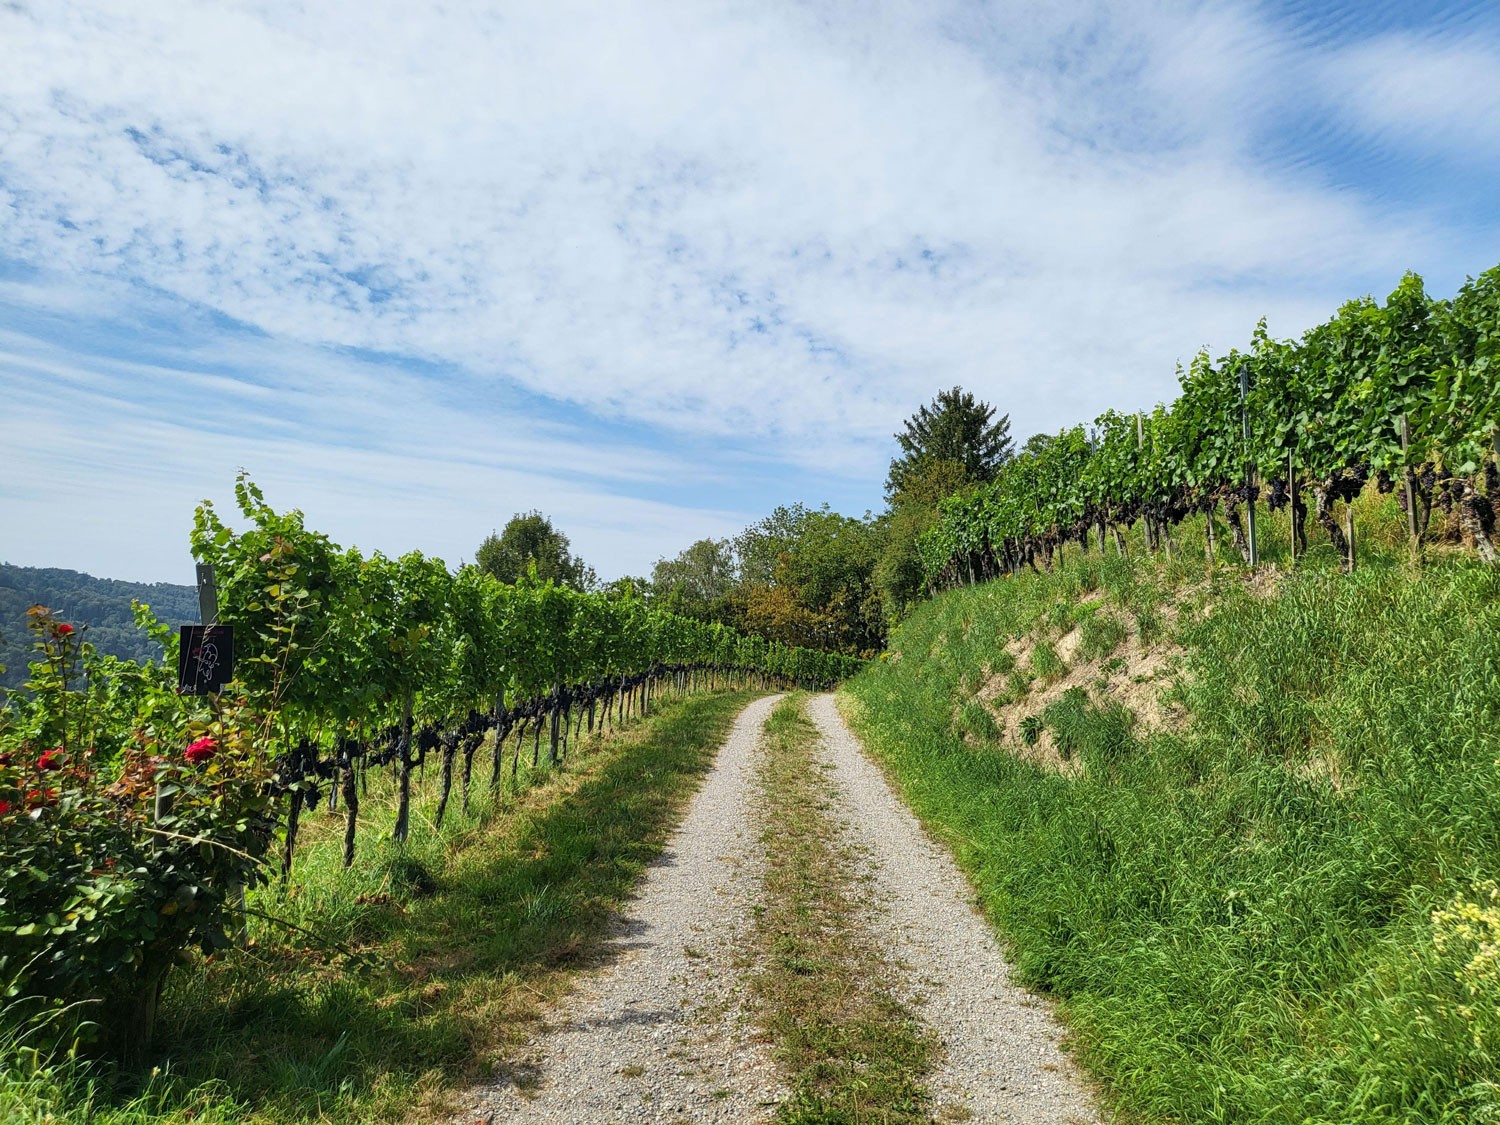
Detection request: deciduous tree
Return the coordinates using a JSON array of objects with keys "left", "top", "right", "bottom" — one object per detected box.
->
[{"left": 475, "top": 512, "right": 596, "bottom": 591}]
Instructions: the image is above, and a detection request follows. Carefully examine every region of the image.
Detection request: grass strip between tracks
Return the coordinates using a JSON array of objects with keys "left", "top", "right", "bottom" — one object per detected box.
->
[{"left": 749, "top": 694, "right": 937, "bottom": 1124}]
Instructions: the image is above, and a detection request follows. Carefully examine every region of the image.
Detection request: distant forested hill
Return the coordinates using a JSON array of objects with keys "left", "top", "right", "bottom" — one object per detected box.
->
[{"left": 0, "top": 563, "right": 198, "bottom": 691}]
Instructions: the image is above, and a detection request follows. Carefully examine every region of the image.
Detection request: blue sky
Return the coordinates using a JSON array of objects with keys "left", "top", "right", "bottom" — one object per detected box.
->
[{"left": 2, "top": 0, "right": 1498, "bottom": 584}]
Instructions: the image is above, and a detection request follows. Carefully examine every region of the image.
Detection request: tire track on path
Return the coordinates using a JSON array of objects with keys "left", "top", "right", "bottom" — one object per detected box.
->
[
  {"left": 805, "top": 692, "right": 1103, "bottom": 1125},
  {"left": 458, "top": 694, "right": 784, "bottom": 1124}
]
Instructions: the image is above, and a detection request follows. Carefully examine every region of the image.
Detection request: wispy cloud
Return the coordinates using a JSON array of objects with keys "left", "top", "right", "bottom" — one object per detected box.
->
[{"left": 1321, "top": 29, "right": 1500, "bottom": 157}]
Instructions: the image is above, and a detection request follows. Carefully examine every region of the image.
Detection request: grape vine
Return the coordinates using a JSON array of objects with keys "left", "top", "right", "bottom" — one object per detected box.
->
[
  {"left": 921, "top": 264, "right": 1500, "bottom": 586},
  {"left": 191, "top": 475, "right": 863, "bottom": 872}
]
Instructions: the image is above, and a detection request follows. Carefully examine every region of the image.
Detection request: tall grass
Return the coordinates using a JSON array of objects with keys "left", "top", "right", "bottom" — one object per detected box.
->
[{"left": 845, "top": 524, "right": 1500, "bottom": 1123}]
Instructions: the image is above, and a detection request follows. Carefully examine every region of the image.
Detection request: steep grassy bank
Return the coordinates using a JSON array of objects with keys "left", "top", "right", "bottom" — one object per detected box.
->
[
  {"left": 843, "top": 516, "right": 1500, "bottom": 1123},
  {"left": 2, "top": 689, "right": 756, "bottom": 1124}
]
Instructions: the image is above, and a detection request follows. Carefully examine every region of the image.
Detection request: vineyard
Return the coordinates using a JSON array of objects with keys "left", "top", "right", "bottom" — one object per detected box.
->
[
  {"left": 920, "top": 265, "right": 1500, "bottom": 585},
  {"left": 0, "top": 476, "right": 860, "bottom": 1065}
]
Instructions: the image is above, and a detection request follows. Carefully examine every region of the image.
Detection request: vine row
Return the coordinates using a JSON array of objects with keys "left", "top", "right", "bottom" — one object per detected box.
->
[
  {"left": 922, "top": 264, "right": 1500, "bottom": 585},
  {"left": 191, "top": 476, "right": 862, "bottom": 874}
]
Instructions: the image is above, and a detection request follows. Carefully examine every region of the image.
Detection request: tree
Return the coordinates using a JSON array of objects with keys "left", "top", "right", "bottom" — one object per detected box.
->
[
  {"left": 872, "top": 501, "right": 938, "bottom": 623},
  {"left": 1019, "top": 432, "right": 1055, "bottom": 458},
  {"left": 651, "top": 539, "right": 736, "bottom": 620},
  {"left": 601, "top": 575, "right": 650, "bottom": 602},
  {"left": 733, "top": 504, "right": 809, "bottom": 588},
  {"left": 475, "top": 512, "right": 596, "bottom": 591},
  {"left": 728, "top": 505, "right": 885, "bottom": 656},
  {"left": 885, "top": 386, "right": 1012, "bottom": 501},
  {"left": 779, "top": 508, "right": 885, "bottom": 655},
  {"left": 874, "top": 450, "right": 988, "bottom": 624}
]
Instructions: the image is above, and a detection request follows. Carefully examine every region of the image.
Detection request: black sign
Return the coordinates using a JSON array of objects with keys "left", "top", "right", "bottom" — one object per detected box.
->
[{"left": 178, "top": 625, "right": 234, "bottom": 695}]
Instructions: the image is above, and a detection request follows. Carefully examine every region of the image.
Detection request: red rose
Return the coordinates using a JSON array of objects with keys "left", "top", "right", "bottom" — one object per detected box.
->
[
  {"left": 0, "top": 799, "right": 10, "bottom": 816},
  {"left": 25, "top": 788, "right": 56, "bottom": 810},
  {"left": 37, "top": 749, "right": 64, "bottom": 771},
  {"left": 185, "top": 737, "right": 218, "bottom": 765},
  {"left": 54, "top": 623, "right": 74, "bottom": 636}
]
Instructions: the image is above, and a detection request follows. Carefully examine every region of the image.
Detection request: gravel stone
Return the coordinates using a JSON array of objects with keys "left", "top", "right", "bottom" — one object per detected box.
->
[
  {"left": 806, "top": 692, "right": 1103, "bottom": 1125},
  {"left": 455, "top": 695, "right": 785, "bottom": 1124}
]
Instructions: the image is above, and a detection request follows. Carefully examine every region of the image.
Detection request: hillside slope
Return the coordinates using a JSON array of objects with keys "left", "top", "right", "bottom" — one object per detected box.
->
[
  {"left": 0, "top": 564, "right": 196, "bottom": 690},
  {"left": 842, "top": 525, "right": 1500, "bottom": 1123}
]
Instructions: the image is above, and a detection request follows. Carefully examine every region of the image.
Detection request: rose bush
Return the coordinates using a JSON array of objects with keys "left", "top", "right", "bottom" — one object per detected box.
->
[{"left": 0, "top": 608, "right": 277, "bottom": 1063}]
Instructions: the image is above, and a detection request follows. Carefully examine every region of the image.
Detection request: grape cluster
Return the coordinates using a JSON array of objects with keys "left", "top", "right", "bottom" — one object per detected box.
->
[
  {"left": 366, "top": 725, "right": 404, "bottom": 768},
  {"left": 335, "top": 737, "right": 362, "bottom": 770},
  {"left": 1265, "top": 479, "right": 1289, "bottom": 510},
  {"left": 271, "top": 737, "right": 337, "bottom": 807},
  {"left": 1329, "top": 466, "right": 1369, "bottom": 504},
  {"left": 1375, "top": 470, "right": 1395, "bottom": 494}
]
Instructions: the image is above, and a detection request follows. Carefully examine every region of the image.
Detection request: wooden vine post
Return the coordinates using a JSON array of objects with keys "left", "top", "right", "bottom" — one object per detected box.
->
[
  {"left": 1288, "top": 449, "right": 1298, "bottom": 563},
  {"left": 1345, "top": 503, "right": 1357, "bottom": 573},
  {"left": 1401, "top": 415, "right": 1420, "bottom": 562},
  {"left": 1136, "top": 412, "right": 1154, "bottom": 552},
  {"left": 1239, "top": 365, "right": 1258, "bottom": 567},
  {"left": 393, "top": 697, "right": 416, "bottom": 843}
]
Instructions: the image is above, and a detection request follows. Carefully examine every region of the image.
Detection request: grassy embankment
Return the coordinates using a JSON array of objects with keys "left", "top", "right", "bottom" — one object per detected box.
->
[
  {"left": 750, "top": 695, "right": 935, "bottom": 1123},
  {"left": 2, "top": 688, "right": 757, "bottom": 1124},
  {"left": 844, "top": 495, "right": 1500, "bottom": 1123}
]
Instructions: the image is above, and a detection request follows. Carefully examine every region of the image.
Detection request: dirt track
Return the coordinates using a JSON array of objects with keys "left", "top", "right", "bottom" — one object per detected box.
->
[{"left": 458, "top": 693, "right": 1099, "bottom": 1123}]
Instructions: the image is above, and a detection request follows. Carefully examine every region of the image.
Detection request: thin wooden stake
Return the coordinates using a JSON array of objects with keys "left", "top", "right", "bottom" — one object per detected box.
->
[
  {"left": 1345, "top": 502, "right": 1357, "bottom": 573},
  {"left": 1288, "top": 450, "right": 1297, "bottom": 563},
  {"left": 1239, "top": 365, "right": 1258, "bottom": 567},
  {"left": 1400, "top": 415, "right": 1420, "bottom": 561}
]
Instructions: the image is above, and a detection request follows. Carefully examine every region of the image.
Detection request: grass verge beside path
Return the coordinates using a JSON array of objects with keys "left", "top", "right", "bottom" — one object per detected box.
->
[
  {"left": 750, "top": 694, "right": 936, "bottom": 1124},
  {"left": 843, "top": 529, "right": 1500, "bottom": 1124},
  {"left": 2, "top": 689, "right": 757, "bottom": 1125}
]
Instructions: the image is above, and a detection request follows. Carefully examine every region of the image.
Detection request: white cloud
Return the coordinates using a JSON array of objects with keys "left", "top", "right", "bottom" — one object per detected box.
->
[{"left": 0, "top": 328, "right": 747, "bottom": 580}]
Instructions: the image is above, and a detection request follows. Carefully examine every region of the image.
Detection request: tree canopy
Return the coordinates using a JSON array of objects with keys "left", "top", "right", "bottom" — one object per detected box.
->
[
  {"left": 885, "top": 386, "right": 1012, "bottom": 502},
  {"left": 475, "top": 512, "right": 596, "bottom": 591},
  {"left": 650, "top": 538, "right": 736, "bottom": 619}
]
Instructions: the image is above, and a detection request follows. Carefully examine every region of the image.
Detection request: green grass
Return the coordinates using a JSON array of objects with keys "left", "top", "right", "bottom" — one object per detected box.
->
[
  {"left": 1028, "top": 640, "right": 1066, "bottom": 681},
  {"left": 750, "top": 695, "right": 935, "bottom": 1123},
  {"left": 1077, "top": 609, "right": 1128, "bottom": 663},
  {"left": 844, "top": 514, "right": 1500, "bottom": 1123},
  {"left": 3, "top": 688, "right": 757, "bottom": 1123}
]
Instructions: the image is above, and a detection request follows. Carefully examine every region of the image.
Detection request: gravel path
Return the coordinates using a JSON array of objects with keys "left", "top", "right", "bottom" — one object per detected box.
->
[
  {"left": 457, "top": 695, "right": 785, "bottom": 1125},
  {"left": 806, "top": 693, "right": 1103, "bottom": 1125}
]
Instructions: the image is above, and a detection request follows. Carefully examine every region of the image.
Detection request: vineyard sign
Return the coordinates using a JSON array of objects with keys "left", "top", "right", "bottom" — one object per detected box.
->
[{"left": 177, "top": 625, "right": 234, "bottom": 695}]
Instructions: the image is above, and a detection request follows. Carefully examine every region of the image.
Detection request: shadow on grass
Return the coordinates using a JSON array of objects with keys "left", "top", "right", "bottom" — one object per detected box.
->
[{"left": 147, "top": 690, "right": 756, "bottom": 1122}]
